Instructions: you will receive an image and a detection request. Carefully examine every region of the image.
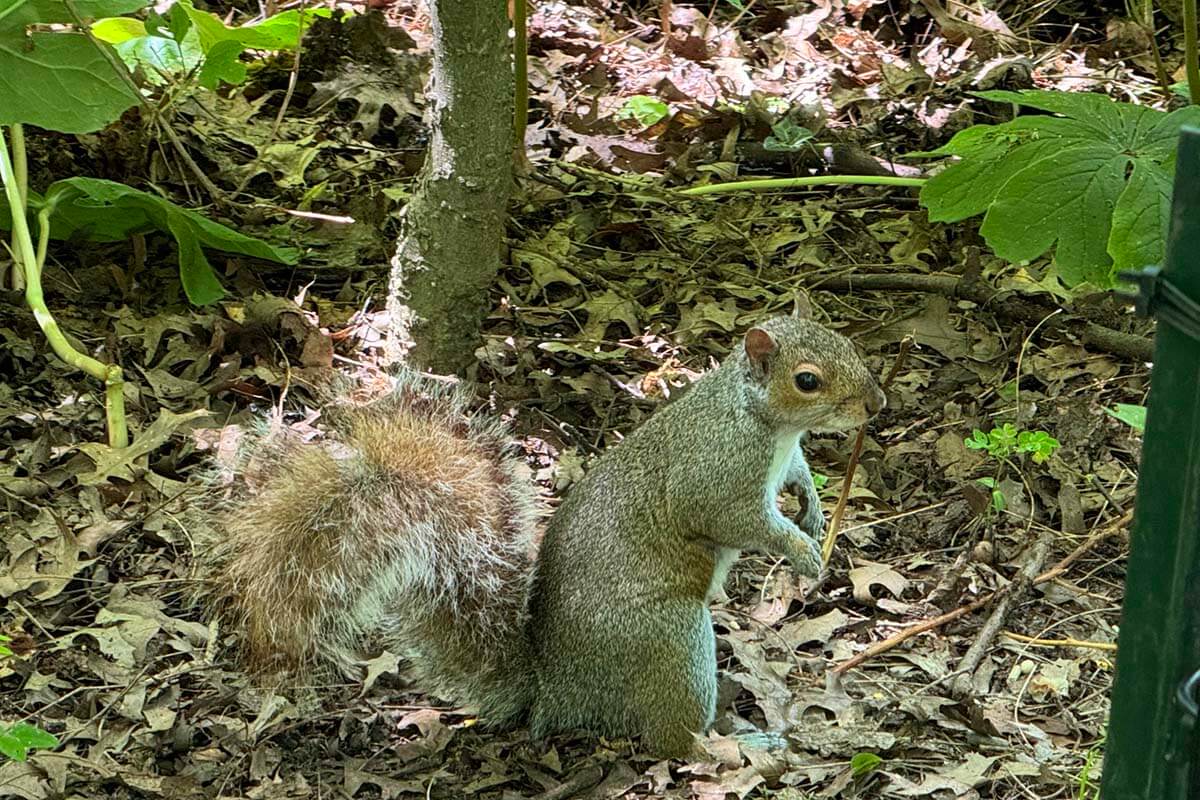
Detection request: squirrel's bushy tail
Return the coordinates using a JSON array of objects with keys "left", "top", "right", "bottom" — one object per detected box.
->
[{"left": 198, "top": 373, "right": 539, "bottom": 722}]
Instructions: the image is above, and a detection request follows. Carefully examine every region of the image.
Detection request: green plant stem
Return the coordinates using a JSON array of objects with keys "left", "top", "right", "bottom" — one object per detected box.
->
[
  {"left": 11, "top": 123, "right": 26, "bottom": 207},
  {"left": 1138, "top": 0, "right": 1172, "bottom": 94},
  {"left": 0, "top": 127, "right": 128, "bottom": 448},
  {"left": 513, "top": 0, "right": 528, "bottom": 156},
  {"left": 679, "top": 174, "right": 926, "bottom": 196},
  {"left": 6, "top": 124, "right": 26, "bottom": 291},
  {"left": 35, "top": 205, "right": 51, "bottom": 271},
  {"left": 1186, "top": 0, "right": 1200, "bottom": 104}
]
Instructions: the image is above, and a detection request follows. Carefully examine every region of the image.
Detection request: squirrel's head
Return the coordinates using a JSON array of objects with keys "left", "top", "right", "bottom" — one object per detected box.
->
[{"left": 741, "top": 316, "right": 886, "bottom": 433}]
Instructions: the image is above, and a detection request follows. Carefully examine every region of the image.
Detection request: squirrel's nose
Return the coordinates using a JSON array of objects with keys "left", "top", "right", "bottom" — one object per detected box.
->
[{"left": 866, "top": 386, "right": 886, "bottom": 416}]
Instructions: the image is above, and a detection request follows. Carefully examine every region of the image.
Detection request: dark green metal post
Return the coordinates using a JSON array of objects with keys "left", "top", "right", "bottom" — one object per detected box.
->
[{"left": 1102, "top": 127, "right": 1200, "bottom": 799}]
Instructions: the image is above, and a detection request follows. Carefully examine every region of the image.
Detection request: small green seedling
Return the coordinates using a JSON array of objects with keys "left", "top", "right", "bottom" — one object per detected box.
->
[
  {"left": 0, "top": 636, "right": 58, "bottom": 762},
  {"left": 0, "top": 723, "right": 59, "bottom": 762},
  {"left": 966, "top": 423, "right": 1019, "bottom": 459},
  {"left": 763, "top": 119, "right": 814, "bottom": 152},
  {"left": 965, "top": 425, "right": 1060, "bottom": 514},
  {"left": 1076, "top": 737, "right": 1104, "bottom": 800},
  {"left": 965, "top": 424, "right": 1061, "bottom": 464},
  {"left": 615, "top": 96, "right": 669, "bottom": 128},
  {"left": 975, "top": 477, "right": 1006, "bottom": 513}
]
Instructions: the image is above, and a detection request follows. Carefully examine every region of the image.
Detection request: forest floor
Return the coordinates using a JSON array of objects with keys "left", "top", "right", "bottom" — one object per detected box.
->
[{"left": 0, "top": 0, "right": 1169, "bottom": 797}]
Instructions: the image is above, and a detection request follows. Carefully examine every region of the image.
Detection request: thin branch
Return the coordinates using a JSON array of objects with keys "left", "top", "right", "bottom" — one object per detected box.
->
[
  {"left": 832, "top": 510, "right": 1132, "bottom": 675},
  {"left": 512, "top": 0, "right": 529, "bottom": 157},
  {"left": 948, "top": 529, "right": 1053, "bottom": 698},
  {"left": 821, "top": 336, "right": 912, "bottom": 563}
]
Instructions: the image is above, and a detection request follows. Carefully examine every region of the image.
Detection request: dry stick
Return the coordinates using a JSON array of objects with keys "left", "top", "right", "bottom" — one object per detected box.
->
[
  {"left": 832, "top": 510, "right": 1132, "bottom": 675},
  {"left": 948, "top": 529, "right": 1053, "bottom": 699},
  {"left": 811, "top": 273, "right": 1153, "bottom": 363},
  {"left": 231, "top": 2, "right": 309, "bottom": 195},
  {"left": 820, "top": 336, "right": 912, "bottom": 564},
  {"left": 271, "top": 3, "right": 307, "bottom": 141}
]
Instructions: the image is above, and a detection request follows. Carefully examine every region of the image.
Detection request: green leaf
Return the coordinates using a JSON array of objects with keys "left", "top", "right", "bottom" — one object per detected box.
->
[
  {"left": 1108, "top": 159, "right": 1172, "bottom": 274},
  {"left": 1016, "top": 430, "right": 1060, "bottom": 463},
  {"left": 991, "top": 423, "right": 1018, "bottom": 455},
  {"left": 615, "top": 95, "right": 669, "bottom": 128},
  {"left": 0, "top": 32, "right": 140, "bottom": 132},
  {"left": 52, "top": 177, "right": 297, "bottom": 303},
  {"left": 177, "top": 0, "right": 330, "bottom": 53},
  {"left": 90, "top": 16, "right": 146, "bottom": 43},
  {"left": 7, "top": 723, "right": 58, "bottom": 750},
  {"left": 197, "top": 38, "right": 247, "bottom": 88},
  {"left": 965, "top": 429, "right": 990, "bottom": 450},
  {"left": 166, "top": 2, "right": 192, "bottom": 43},
  {"left": 0, "top": 0, "right": 150, "bottom": 33},
  {"left": 0, "top": 729, "right": 28, "bottom": 761},
  {"left": 244, "top": 6, "right": 332, "bottom": 48},
  {"left": 851, "top": 752, "right": 883, "bottom": 776},
  {"left": 1105, "top": 403, "right": 1147, "bottom": 432},
  {"left": 93, "top": 1, "right": 328, "bottom": 86},
  {"left": 2, "top": 178, "right": 297, "bottom": 304},
  {"left": 916, "top": 90, "right": 1200, "bottom": 289},
  {"left": 119, "top": 35, "right": 203, "bottom": 84},
  {"left": 920, "top": 121, "right": 1077, "bottom": 222},
  {"left": 979, "top": 145, "right": 1128, "bottom": 286},
  {"left": 764, "top": 119, "right": 814, "bottom": 152}
]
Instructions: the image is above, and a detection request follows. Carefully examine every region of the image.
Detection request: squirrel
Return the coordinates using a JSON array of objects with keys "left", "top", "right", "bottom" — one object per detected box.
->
[{"left": 196, "top": 314, "right": 886, "bottom": 758}]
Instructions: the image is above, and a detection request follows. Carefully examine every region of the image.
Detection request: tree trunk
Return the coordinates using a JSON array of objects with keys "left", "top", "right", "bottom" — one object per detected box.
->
[{"left": 387, "top": 0, "right": 513, "bottom": 372}]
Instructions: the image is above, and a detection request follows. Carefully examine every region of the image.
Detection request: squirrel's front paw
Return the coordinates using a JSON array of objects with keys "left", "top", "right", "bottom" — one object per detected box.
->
[
  {"left": 789, "top": 481, "right": 826, "bottom": 538},
  {"left": 788, "top": 534, "right": 822, "bottom": 578},
  {"left": 798, "top": 502, "right": 825, "bottom": 540}
]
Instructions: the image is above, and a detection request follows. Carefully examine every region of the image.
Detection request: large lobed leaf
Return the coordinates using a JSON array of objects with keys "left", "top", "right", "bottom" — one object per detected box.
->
[
  {"left": 0, "top": 177, "right": 298, "bottom": 305},
  {"left": 916, "top": 90, "right": 1200, "bottom": 288}
]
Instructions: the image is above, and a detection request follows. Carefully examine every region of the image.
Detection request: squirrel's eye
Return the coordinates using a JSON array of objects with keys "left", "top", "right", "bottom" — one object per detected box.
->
[{"left": 794, "top": 372, "right": 821, "bottom": 392}]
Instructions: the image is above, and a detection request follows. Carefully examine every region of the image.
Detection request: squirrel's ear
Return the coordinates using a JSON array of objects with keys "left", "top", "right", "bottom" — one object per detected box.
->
[
  {"left": 744, "top": 327, "right": 777, "bottom": 377},
  {"left": 790, "top": 294, "right": 813, "bottom": 320}
]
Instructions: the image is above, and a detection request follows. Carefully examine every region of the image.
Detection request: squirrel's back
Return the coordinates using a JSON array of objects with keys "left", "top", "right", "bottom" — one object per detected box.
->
[{"left": 198, "top": 374, "right": 539, "bottom": 722}]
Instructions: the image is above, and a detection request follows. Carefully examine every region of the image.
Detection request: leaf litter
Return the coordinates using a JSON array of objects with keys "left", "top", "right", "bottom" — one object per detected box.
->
[{"left": 0, "top": 0, "right": 1164, "bottom": 797}]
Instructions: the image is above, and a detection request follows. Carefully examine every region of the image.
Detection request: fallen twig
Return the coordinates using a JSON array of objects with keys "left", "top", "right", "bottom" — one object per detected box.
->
[
  {"left": 949, "top": 529, "right": 1053, "bottom": 698},
  {"left": 832, "top": 510, "right": 1132, "bottom": 675}
]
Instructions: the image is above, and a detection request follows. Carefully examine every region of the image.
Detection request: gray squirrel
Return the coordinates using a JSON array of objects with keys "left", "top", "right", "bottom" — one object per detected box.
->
[{"left": 198, "top": 314, "right": 886, "bottom": 758}]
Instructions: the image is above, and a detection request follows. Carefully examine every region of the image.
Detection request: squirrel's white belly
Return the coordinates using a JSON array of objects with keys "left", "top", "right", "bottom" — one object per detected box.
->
[{"left": 767, "top": 431, "right": 802, "bottom": 499}]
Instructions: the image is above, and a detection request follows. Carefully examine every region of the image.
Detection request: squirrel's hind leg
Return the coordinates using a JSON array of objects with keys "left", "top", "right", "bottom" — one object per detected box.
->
[{"left": 629, "top": 602, "right": 717, "bottom": 759}]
